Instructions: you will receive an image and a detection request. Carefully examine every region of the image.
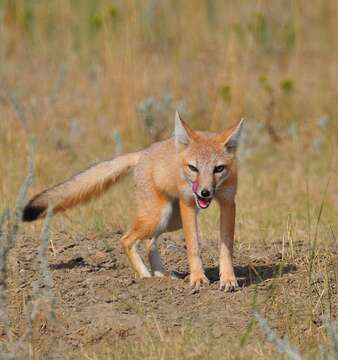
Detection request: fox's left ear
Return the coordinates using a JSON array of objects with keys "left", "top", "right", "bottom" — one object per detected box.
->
[{"left": 218, "top": 118, "right": 245, "bottom": 152}]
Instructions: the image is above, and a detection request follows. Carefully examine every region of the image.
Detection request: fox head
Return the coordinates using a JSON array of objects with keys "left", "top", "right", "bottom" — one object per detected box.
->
[{"left": 174, "top": 111, "right": 244, "bottom": 209}]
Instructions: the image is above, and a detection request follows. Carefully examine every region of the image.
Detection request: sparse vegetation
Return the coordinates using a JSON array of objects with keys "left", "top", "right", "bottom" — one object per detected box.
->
[{"left": 0, "top": 1, "right": 337, "bottom": 359}]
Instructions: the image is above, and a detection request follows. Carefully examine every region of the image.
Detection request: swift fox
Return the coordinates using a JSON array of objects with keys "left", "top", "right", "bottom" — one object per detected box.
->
[{"left": 23, "top": 112, "right": 244, "bottom": 291}]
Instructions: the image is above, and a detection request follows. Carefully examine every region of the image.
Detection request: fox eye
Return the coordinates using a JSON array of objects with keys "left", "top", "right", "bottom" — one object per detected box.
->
[
  {"left": 188, "top": 164, "right": 198, "bottom": 172},
  {"left": 214, "top": 165, "right": 225, "bottom": 173}
]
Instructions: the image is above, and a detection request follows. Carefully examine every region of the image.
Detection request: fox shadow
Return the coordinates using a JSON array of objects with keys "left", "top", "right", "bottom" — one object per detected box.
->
[
  {"left": 50, "top": 256, "right": 86, "bottom": 270},
  {"left": 50, "top": 256, "right": 296, "bottom": 288},
  {"left": 204, "top": 263, "right": 297, "bottom": 287}
]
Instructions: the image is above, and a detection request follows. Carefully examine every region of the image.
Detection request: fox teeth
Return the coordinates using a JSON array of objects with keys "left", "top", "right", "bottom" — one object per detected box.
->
[{"left": 194, "top": 194, "right": 212, "bottom": 209}]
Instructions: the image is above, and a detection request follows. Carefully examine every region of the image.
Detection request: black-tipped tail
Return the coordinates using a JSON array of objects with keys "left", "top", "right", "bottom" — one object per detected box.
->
[{"left": 22, "top": 204, "right": 45, "bottom": 222}]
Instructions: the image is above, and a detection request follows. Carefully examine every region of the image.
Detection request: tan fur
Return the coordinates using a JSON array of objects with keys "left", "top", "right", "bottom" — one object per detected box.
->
[
  {"left": 23, "top": 113, "right": 244, "bottom": 292},
  {"left": 23, "top": 152, "right": 140, "bottom": 219}
]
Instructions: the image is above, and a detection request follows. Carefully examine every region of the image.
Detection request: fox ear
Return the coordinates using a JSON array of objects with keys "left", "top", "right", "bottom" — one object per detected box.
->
[
  {"left": 219, "top": 118, "right": 245, "bottom": 152},
  {"left": 174, "top": 111, "right": 196, "bottom": 147}
]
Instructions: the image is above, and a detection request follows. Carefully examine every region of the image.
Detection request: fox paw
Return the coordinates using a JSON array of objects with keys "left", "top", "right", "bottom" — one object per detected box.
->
[
  {"left": 219, "top": 278, "right": 239, "bottom": 292},
  {"left": 190, "top": 273, "right": 209, "bottom": 293}
]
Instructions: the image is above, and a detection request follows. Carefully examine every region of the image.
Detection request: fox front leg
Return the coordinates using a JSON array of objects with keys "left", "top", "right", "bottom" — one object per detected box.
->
[
  {"left": 179, "top": 199, "right": 209, "bottom": 291},
  {"left": 219, "top": 200, "right": 239, "bottom": 292}
]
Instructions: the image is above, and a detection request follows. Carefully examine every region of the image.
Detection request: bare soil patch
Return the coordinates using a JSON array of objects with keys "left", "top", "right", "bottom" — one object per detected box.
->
[{"left": 5, "top": 227, "right": 335, "bottom": 359}]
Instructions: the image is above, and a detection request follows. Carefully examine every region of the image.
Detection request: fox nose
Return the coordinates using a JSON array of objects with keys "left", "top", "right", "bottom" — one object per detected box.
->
[{"left": 201, "top": 189, "right": 211, "bottom": 198}]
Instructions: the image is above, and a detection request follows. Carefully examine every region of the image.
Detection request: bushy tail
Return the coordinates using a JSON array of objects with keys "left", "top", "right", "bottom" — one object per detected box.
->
[{"left": 22, "top": 152, "right": 141, "bottom": 222}]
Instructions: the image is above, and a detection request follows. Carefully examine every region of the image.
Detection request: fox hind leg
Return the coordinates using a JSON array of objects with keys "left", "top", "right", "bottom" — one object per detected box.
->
[
  {"left": 121, "top": 199, "right": 173, "bottom": 278},
  {"left": 145, "top": 237, "right": 166, "bottom": 277},
  {"left": 121, "top": 225, "right": 152, "bottom": 278}
]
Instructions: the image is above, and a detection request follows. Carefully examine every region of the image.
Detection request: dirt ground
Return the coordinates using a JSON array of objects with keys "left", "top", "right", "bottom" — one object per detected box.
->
[{"left": 5, "top": 224, "right": 336, "bottom": 359}]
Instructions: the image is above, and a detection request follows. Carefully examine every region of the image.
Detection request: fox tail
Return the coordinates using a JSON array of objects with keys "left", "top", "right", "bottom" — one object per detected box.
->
[{"left": 22, "top": 152, "right": 141, "bottom": 222}]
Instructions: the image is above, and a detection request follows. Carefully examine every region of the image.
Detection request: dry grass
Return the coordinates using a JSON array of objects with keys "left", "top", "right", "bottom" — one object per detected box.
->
[{"left": 0, "top": 1, "right": 337, "bottom": 359}]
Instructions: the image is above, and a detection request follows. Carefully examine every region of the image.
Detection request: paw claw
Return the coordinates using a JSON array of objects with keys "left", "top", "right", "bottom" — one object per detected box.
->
[
  {"left": 219, "top": 279, "right": 239, "bottom": 292},
  {"left": 190, "top": 273, "right": 209, "bottom": 293}
]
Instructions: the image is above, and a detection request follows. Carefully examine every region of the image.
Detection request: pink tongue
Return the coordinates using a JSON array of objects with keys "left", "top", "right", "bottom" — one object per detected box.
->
[{"left": 198, "top": 198, "right": 209, "bottom": 208}]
